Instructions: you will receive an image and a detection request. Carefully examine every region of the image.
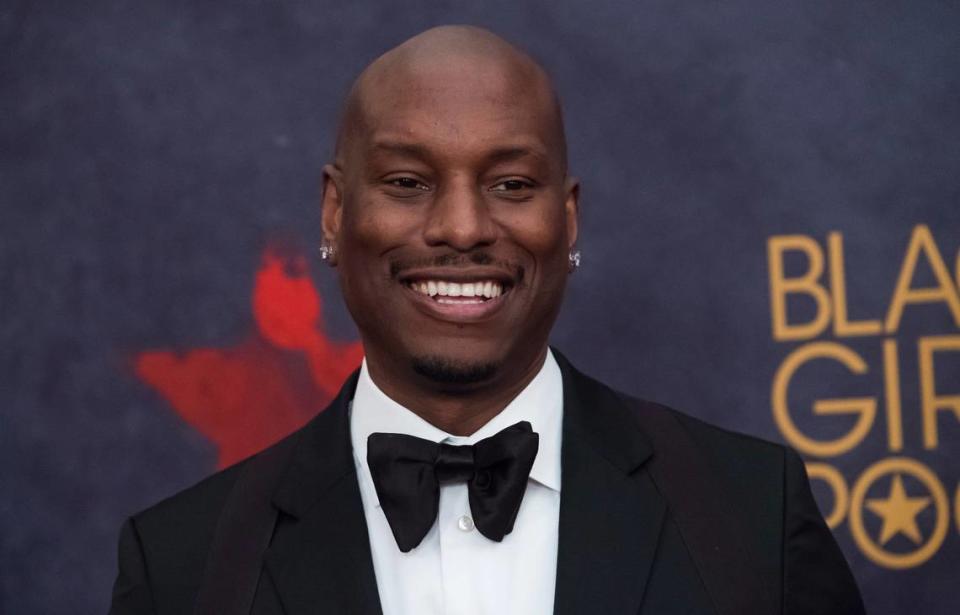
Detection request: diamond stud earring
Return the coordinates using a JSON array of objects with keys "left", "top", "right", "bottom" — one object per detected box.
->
[
  {"left": 568, "top": 249, "right": 581, "bottom": 272},
  {"left": 318, "top": 244, "right": 336, "bottom": 264}
]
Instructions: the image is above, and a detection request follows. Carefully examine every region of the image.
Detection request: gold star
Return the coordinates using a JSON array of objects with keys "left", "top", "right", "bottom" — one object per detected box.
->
[{"left": 865, "top": 474, "right": 930, "bottom": 545}]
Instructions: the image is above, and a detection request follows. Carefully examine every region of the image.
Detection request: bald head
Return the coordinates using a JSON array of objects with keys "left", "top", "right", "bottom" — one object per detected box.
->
[{"left": 334, "top": 25, "right": 568, "bottom": 174}]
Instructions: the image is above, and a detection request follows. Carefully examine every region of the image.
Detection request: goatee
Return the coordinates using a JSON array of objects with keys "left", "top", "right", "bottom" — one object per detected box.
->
[{"left": 411, "top": 355, "right": 498, "bottom": 386}]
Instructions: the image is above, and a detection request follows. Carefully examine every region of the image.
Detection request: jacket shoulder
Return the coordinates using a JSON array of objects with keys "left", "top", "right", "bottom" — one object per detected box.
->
[
  {"left": 614, "top": 396, "right": 865, "bottom": 614},
  {"left": 125, "top": 457, "right": 244, "bottom": 608},
  {"left": 134, "top": 423, "right": 306, "bottom": 529},
  {"left": 124, "top": 429, "right": 302, "bottom": 611},
  {"left": 617, "top": 392, "right": 789, "bottom": 558},
  {"left": 133, "top": 459, "right": 242, "bottom": 549},
  {"left": 684, "top": 404, "right": 787, "bottom": 462},
  {"left": 618, "top": 391, "right": 791, "bottom": 480}
]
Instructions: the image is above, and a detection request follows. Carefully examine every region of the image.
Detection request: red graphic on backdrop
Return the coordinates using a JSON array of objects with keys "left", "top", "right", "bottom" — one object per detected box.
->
[{"left": 135, "top": 246, "right": 363, "bottom": 468}]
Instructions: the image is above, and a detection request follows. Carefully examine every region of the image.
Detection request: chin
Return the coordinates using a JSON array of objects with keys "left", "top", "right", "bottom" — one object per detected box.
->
[
  {"left": 410, "top": 354, "right": 500, "bottom": 386},
  {"left": 404, "top": 336, "right": 508, "bottom": 386}
]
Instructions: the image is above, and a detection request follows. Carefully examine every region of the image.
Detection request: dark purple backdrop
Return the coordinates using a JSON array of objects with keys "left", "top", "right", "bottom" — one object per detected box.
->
[{"left": 3, "top": 1, "right": 959, "bottom": 613}]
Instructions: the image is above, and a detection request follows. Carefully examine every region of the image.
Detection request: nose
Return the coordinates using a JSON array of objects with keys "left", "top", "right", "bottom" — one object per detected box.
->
[{"left": 422, "top": 179, "right": 498, "bottom": 251}]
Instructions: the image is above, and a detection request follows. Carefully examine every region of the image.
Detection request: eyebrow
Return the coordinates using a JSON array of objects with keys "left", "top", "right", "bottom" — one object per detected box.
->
[
  {"left": 370, "top": 141, "right": 432, "bottom": 160},
  {"left": 487, "top": 146, "right": 549, "bottom": 165},
  {"left": 369, "top": 140, "right": 550, "bottom": 165}
]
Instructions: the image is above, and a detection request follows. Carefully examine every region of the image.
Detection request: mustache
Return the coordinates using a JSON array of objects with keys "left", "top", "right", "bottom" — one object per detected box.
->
[{"left": 389, "top": 252, "right": 524, "bottom": 281}]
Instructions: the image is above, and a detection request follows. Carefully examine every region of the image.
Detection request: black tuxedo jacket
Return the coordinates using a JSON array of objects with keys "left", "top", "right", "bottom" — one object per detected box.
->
[{"left": 109, "top": 352, "right": 865, "bottom": 615}]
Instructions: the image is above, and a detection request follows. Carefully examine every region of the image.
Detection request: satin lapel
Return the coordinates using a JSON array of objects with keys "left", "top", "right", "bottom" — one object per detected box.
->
[
  {"left": 263, "top": 372, "right": 383, "bottom": 615},
  {"left": 552, "top": 351, "right": 666, "bottom": 615}
]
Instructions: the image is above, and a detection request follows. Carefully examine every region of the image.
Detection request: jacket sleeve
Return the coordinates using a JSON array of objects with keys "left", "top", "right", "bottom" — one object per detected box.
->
[
  {"left": 782, "top": 447, "right": 866, "bottom": 615},
  {"left": 108, "top": 517, "right": 156, "bottom": 615}
]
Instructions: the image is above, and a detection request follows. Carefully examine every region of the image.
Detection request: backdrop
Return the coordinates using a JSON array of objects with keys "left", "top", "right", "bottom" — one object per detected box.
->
[{"left": 3, "top": 1, "right": 958, "bottom": 613}]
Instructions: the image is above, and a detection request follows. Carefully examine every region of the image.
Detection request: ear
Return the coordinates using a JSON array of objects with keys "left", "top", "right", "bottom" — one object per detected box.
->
[
  {"left": 321, "top": 163, "right": 344, "bottom": 265},
  {"left": 563, "top": 176, "right": 580, "bottom": 249}
]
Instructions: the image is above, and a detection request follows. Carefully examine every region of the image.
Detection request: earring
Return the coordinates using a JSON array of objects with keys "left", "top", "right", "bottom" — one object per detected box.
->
[
  {"left": 568, "top": 249, "right": 581, "bottom": 272},
  {"left": 318, "top": 244, "right": 336, "bottom": 264}
]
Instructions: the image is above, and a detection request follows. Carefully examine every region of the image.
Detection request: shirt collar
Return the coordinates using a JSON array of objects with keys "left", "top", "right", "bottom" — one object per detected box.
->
[{"left": 350, "top": 349, "right": 563, "bottom": 509}]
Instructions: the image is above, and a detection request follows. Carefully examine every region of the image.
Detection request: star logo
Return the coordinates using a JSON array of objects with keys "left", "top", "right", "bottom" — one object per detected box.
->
[
  {"left": 865, "top": 474, "right": 930, "bottom": 545},
  {"left": 849, "top": 457, "right": 949, "bottom": 569},
  {"left": 133, "top": 244, "right": 363, "bottom": 468}
]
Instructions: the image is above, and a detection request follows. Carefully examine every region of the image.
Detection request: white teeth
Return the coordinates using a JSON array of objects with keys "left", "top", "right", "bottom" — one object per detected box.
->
[{"left": 409, "top": 279, "right": 505, "bottom": 300}]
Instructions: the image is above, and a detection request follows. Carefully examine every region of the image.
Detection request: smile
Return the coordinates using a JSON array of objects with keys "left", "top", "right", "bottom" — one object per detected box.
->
[
  {"left": 406, "top": 280, "right": 504, "bottom": 303},
  {"left": 401, "top": 274, "right": 514, "bottom": 322}
]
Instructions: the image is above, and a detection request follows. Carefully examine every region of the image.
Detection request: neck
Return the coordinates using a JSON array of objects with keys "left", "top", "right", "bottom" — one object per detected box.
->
[{"left": 364, "top": 347, "right": 549, "bottom": 436}]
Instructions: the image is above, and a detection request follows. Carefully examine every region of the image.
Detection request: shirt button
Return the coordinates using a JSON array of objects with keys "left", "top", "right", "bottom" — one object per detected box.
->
[{"left": 457, "top": 515, "right": 475, "bottom": 532}]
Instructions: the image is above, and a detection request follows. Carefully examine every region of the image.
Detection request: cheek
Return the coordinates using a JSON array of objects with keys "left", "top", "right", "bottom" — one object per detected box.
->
[
  {"left": 341, "top": 196, "right": 416, "bottom": 256},
  {"left": 336, "top": 199, "right": 398, "bottom": 312},
  {"left": 497, "top": 203, "right": 570, "bottom": 263},
  {"left": 336, "top": 196, "right": 425, "bottom": 321}
]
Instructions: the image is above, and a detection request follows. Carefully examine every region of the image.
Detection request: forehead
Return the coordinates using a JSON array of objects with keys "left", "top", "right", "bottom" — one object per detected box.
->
[{"left": 352, "top": 56, "right": 561, "bottom": 164}]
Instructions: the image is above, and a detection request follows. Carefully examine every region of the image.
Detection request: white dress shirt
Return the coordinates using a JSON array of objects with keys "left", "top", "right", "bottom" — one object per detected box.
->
[{"left": 349, "top": 349, "right": 563, "bottom": 615}]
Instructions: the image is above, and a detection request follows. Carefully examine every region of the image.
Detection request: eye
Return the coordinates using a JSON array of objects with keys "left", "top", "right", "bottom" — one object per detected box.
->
[
  {"left": 382, "top": 175, "right": 431, "bottom": 199},
  {"left": 489, "top": 179, "right": 535, "bottom": 192},
  {"left": 386, "top": 176, "right": 430, "bottom": 191}
]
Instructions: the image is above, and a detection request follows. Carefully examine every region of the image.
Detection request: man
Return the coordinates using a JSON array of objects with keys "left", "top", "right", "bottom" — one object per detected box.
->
[{"left": 109, "top": 25, "right": 865, "bottom": 615}]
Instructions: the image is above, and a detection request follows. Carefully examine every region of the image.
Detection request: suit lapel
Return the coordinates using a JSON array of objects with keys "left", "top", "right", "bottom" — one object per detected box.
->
[
  {"left": 263, "top": 372, "right": 383, "bottom": 615},
  {"left": 553, "top": 351, "right": 666, "bottom": 615}
]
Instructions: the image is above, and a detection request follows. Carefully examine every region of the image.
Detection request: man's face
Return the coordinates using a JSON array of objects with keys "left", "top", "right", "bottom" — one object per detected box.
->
[{"left": 323, "top": 57, "right": 578, "bottom": 386}]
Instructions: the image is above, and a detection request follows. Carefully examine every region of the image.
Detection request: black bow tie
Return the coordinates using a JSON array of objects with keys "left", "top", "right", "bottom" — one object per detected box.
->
[{"left": 367, "top": 421, "right": 539, "bottom": 552}]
